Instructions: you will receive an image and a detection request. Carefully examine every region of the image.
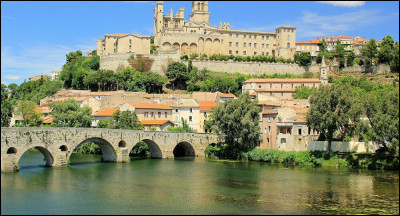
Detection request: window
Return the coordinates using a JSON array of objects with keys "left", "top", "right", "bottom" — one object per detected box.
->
[
  {"left": 266, "top": 52, "right": 269, "bottom": 56},
  {"left": 268, "top": 126, "right": 271, "bottom": 132},
  {"left": 189, "top": 116, "right": 193, "bottom": 121},
  {"left": 266, "top": 36, "right": 269, "bottom": 40},
  {"left": 292, "top": 84, "right": 294, "bottom": 89},
  {"left": 243, "top": 42, "right": 246, "bottom": 47},
  {"left": 236, "top": 42, "right": 239, "bottom": 47},
  {"left": 244, "top": 35, "right": 246, "bottom": 39},
  {"left": 151, "top": 112, "right": 154, "bottom": 117},
  {"left": 145, "top": 112, "right": 148, "bottom": 118},
  {"left": 129, "top": 45, "right": 132, "bottom": 49},
  {"left": 236, "top": 50, "right": 239, "bottom": 55},
  {"left": 267, "top": 138, "right": 270, "bottom": 143},
  {"left": 281, "top": 84, "right": 283, "bottom": 88},
  {"left": 268, "top": 116, "right": 271, "bottom": 122},
  {"left": 229, "top": 50, "right": 232, "bottom": 54},
  {"left": 283, "top": 29, "right": 286, "bottom": 32},
  {"left": 254, "top": 43, "right": 257, "bottom": 48},
  {"left": 262, "top": 44, "right": 264, "bottom": 48},
  {"left": 298, "top": 128, "right": 302, "bottom": 135},
  {"left": 229, "top": 42, "right": 232, "bottom": 47},
  {"left": 236, "top": 34, "right": 239, "bottom": 38},
  {"left": 254, "top": 35, "right": 257, "bottom": 39},
  {"left": 254, "top": 52, "right": 257, "bottom": 55},
  {"left": 270, "top": 84, "right": 272, "bottom": 88},
  {"left": 287, "top": 43, "right": 290, "bottom": 48},
  {"left": 259, "top": 85, "right": 262, "bottom": 89},
  {"left": 158, "top": 112, "right": 161, "bottom": 118},
  {"left": 249, "top": 43, "right": 251, "bottom": 47},
  {"left": 229, "top": 34, "right": 232, "bottom": 38},
  {"left": 165, "top": 22, "right": 168, "bottom": 28},
  {"left": 281, "top": 138, "right": 286, "bottom": 144},
  {"left": 249, "top": 35, "right": 252, "bottom": 39},
  {"left": 129, "top": 39, "right": 132, "bottom": 44},
  {"left": 266, "top": 44, "right": 269, "bottom": 49},
  {"left": 262, "top": 52, "right": 264, "bottom": 55},
  {"left": 204, "top": 112, "right": 207, "bottom": 117},
  {"left": 165, "top": 112, "right": 168, "bottom": 118},
  {"left": 176, "top": 109, "right": 178, "bottom": 113},
  {"left": 243, "top": 51, "right": 246, "bottom": 55},
  {"left": 190, "top": 108, "right": 193, "bottom": 113}
]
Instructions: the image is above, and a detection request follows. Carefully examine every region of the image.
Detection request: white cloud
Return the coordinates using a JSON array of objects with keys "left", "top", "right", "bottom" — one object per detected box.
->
[
  {"left": 4, "top": 75, "right": 20, "bottom": 80},
  {"left": 1, "top": 41, "right": 96, "bottom": 85},
  {"left": 317, "top": 1, "right": 365, "bottom": 7}
]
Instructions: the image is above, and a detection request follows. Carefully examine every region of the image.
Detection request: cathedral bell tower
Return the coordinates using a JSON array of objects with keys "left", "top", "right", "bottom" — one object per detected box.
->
[
  {"left": 320, "top": 56, "right": 328, "bottom": 84},
  {"left": 190, "top": 1, "right": 210, "bottom": 24}
]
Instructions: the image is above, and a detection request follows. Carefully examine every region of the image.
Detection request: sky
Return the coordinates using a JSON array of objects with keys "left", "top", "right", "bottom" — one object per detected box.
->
[{"left": 1, "top": 1, "right": 399, "bottom": 85}]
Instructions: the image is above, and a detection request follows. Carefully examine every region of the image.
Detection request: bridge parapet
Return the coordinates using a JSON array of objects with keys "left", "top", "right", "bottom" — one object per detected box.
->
[{"left": 1, "top": 127, "right": 220, "bottom": 172}]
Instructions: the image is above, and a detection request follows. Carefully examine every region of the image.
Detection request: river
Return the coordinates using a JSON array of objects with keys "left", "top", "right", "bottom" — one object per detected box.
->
[{"left": 1, "top": 151, "right": 399, "bottom": 215}]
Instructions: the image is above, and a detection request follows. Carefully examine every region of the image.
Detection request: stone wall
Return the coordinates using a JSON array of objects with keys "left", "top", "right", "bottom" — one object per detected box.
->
[
  {"left": 192, "top": 60, "right": 307, "bottom": 75},
  {"left": 99, "top": 52, "right": 181, "bottom": 75},
  {"left": 306, "top": 141, "right": 378, "bottom": 153}
]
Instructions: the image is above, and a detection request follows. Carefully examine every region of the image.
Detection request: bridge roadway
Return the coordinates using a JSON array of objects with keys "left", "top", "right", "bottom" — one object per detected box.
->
[{"left": 1, "top": 127, "right": 220, "bottom": 172}]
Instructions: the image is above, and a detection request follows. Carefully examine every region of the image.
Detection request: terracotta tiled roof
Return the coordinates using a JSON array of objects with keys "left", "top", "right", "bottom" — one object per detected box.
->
[
  {"left": 243, "top": 78, "right": 321, "bottom": 83},
  {"left": 287, "top": 114, "right": 307, "bottom": 123},
  {"left": 294, "top": 108, "right": 309, "bottom": 114},
  {"left": 54, "top": 96, "right": 88, "bottom": 102},
  {"left": 35, "top": 107, "right": 52, "bottom": 114},
  {"left": 339, "top": 35, "right": 352, "bottom": 39},
  {"left": 219, "top": 93, "right": 235, "bottom": 98},
  {"left": 177, "top": 99, "right": 199, "bottom": 108},
  {"left": 93, "top": 108, "right": 118, "bottom": 117},
  {"left": 90, "top": 90, "right": 124, "bottom": 96},
  {"left": 140, "top": 120, "right": 173, "bottom": 125},
  {"left": 262, "top": 110, "right": 279, "bottom": 115},
  {"left": 43, "top": 115, "right": 53, "bottom": 124},
  {"left": 105, "top": 33, "right": 127, "bottom": 37},
  {"left": 199, "top": 101, "right": 217, "bottom": 111},
  {"left": 127, "top": 102, "right": 173, "bottom": 110},
  {"left": 250, "top": 92, "right": 257, "bottom": 96},
  {"left": 296, "top": 40, "right": 320, "bottom": 44},
  {"left": 257, "top": 101, "right": 282, "bottom": 106}
]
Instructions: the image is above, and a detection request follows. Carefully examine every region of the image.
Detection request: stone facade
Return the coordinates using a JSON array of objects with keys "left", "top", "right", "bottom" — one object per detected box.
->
[
  {"left": 154, "top": 1, "right": 296, "bottom": 59},
  {"left": 97, "top": 34, "right": 151, "bottom": 57},
  {"left": 1, "top": 127, "right": 220, "bottom": 172}
]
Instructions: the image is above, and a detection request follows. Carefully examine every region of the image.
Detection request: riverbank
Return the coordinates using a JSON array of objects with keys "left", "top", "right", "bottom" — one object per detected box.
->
[{"left": 205, "top": 146, "right": 399, "bottom": 171}]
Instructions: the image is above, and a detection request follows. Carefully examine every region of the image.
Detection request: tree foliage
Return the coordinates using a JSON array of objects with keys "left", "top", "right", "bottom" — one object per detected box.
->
[
  {"left": 15, "top": 100, "right": 43, "bottom": 127},
  {"left": 293, "top": 85, "right": 316, "bottom": 99},
  {"left": 294, "top": 52, "right": 312, "bottom": 66},
  {"left": 307, "top": 82, "right": 362, "bottom": 151},
  {"left": 361, "top": 39, "right": 378, "bottom": 66},
  {"left": 112, "top": 110, "right": 143, "bottom": 130},
  {"left": 49, "top": 99, "right": 93, "bottom": 127},
  {"left": 211, "top": 92, "right": 261, "bottom": 156},
  {"left": 1, "top": 84, "right": 14, "bottom": 127}
]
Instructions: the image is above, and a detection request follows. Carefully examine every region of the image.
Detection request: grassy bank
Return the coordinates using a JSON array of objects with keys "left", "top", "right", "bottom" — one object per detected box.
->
[{"left": 205, "top": 145, "right": 399, "bottom": 171}]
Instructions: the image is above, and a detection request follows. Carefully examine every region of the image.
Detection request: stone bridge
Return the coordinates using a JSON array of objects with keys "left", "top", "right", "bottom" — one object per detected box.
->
[{"left": 1, "top": 127, "right": 220, "bottom": 172}]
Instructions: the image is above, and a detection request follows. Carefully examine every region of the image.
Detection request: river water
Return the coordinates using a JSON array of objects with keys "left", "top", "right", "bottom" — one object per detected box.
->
[{"left": 1, "top": 151, "right": 399, "bottom": 215}]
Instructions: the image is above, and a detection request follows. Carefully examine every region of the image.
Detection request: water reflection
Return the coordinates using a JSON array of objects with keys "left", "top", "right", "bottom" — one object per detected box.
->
[{"left": 1, "top": 152, "right": 399, "bottom": 215}]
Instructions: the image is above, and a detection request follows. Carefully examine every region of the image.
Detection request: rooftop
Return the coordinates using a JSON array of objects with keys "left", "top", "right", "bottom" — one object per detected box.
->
[
  {"left": 140, "top": 120, "right": 173, "bottom": 125},
  {"left": 92, "top": 108, "right": 118, "bottom": 117},
  {"left": 243, "top": 78, "right": 321, "bottom": 83},
  {"left": 199, "top": 101, "right": 217, "bottom": 111},
  {"left": 127, "top": 102, "right": 173, "bottom": 110}
]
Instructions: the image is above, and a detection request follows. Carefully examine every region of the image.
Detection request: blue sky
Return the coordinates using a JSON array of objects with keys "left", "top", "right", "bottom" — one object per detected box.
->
[{"left": 1, "top": 1, "right": 399, "bottom": 85}]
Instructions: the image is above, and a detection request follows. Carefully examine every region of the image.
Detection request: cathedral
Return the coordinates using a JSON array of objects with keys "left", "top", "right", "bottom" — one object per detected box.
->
[
  {"left": 97, "top": 1, "right": 297, "bottom": 60},
  {"left": 154, "top": 1, "right": 296, "bottom": 59}
]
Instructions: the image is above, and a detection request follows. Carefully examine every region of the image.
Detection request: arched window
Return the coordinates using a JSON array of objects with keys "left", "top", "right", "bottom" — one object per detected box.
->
[
  {"left": 158, "top": 112, "right": 161, "bottom": 118},
  {"left": 201, "top": 3, "right": 204, "bottom": 10}
]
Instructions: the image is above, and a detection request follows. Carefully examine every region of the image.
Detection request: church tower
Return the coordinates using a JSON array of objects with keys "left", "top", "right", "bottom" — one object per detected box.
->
[
  {"left": 190, "top": 1, "right": 210, "bottom": 24},
  {"left": 154, "top": 1, "right": 164, "bottom": 36},
  {"left": 320, "top": 56, "right": 328, "bottom": 84}
]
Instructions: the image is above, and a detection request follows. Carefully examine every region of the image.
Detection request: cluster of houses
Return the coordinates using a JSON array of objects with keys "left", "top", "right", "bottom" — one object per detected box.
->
[{"left": 12, "top": 59, "right": 331, "bottom": 151}]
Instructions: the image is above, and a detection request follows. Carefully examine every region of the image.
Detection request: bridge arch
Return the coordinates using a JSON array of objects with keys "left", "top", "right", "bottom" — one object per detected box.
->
[
  {"left": 140, "top": 139, "right": 162, "bottom": 158},
  {"left": 18, "top": 146, "right": 55, "bottom": 168},
  {"left": 173, "top": 141, "right": 195, "bottom": 157},
  {"left": 70, "top": 137, "right": 117, "bottom": 162}
]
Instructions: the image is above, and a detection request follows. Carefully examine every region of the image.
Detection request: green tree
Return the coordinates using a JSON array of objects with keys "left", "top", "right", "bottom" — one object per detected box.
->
[
  {"left": 377, "top": 35, "right": 394, "bottom": 64},
  {"left": 346, "top": 51, "right": 356, "bottom": 67},
  {"left": 307, "top": 83, "right": 362, "bottom": 151},
  {"left": 211, "top": 92, "right": 261, "bottom": 156},
  {"left": 15, "top": 100, "right": 43, "bottom": 127},
  {"left": 390, "top": 43, "right": 399, "bottom": 72},
  {"left": 294, "top": 52, "right": 312, "bottom": 66},
  {"left": 1, "top": 84, "right": 14, "bottom": 127},
  {"left": 166, "top": 62, "right": 189, "bottom": 89},
  {"left": 113, "top": 110, "right": 143, "bottom": 130},
  {"left": 361, "top": 38, "right": 378, "bottom": 66},
  {"left": 50, "top": 99, "right": 93, "bottom": 127},
  {"left": 293, "top": 86, "right": 315, "bottom": 99}
]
